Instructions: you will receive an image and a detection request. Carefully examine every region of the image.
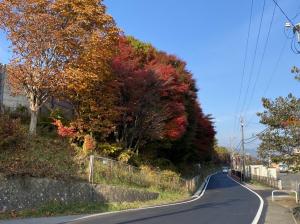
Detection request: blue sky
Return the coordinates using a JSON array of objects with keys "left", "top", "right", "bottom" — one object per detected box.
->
[{"left": 0, "top": 0, "right": 300, "bottom": 155}]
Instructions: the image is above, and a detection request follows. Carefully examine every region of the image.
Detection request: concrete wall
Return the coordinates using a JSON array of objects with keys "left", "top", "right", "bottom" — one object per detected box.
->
[
  {"left": 246, "top": 165, "right": 277, "bottom": 179},
  {"left": 0, "top": 175, "right": 159, "bottom": 212},
  {"left": 0, "top": 64, "right": 29, "bottom": 110},
  {"left": 278, "top": 173, "right": 300, "bottom": 190}
]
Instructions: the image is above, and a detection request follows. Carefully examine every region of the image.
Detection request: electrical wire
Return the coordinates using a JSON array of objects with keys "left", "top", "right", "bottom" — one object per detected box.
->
[
  {"left": 233, "top": 0, "right": 254, "bottom": 133},
  {"left": 271, "top": 1, "right": 300, "bottom": 54},
  {"left": 291, "top": 36, "right": 300, "bottom": 54},
  {"left": 244, "top": 128, "right": 268, "bottom": 144},
  {"left": 245, "top": 137, "right": 260, "bottom": 144},
  {"left": 271, "top": 0, "right": 295, "bottom": 27},
  {"left": 244, "top": 2, "right": 276, "bottom": 114},
  {"left": 240, "top": 0, "right": 266, "bottom": 117},
  {"left": 246, "top": 38, "right": 288, "bottom": 125}
]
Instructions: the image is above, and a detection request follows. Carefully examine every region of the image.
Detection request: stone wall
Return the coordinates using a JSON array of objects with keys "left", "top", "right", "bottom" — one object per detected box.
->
[{"left": 0, "top": 175, "right": 159, "bottom": 212}]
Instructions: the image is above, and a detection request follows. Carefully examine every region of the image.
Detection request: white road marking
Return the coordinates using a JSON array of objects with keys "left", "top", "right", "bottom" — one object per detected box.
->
[
  {"left": 66, "top": 172, "right": 219, "bottom": 223},
  {"left": 227, "top": 175, "right": 264, "bottom": 224}
]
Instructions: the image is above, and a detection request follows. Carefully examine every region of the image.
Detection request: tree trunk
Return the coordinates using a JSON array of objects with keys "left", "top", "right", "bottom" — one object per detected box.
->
[{"left": 29, "top": 109, "right": 38, "bottom": 135}]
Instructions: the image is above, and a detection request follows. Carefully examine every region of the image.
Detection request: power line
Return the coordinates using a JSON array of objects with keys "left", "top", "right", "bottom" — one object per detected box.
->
[
  {"left": 273, "top": 2, "right": 300, "bottom": 54},
  {"left": 233, "top": 0, "right": 254, "bottom": 133},
  {"left": 233, "top": 140, "right": 242, "bottom": 152},
  {"left": 244, "top": 2, "right": 276, "bottom": 114},
  {"left": 245, "top": 137, "right": 259, "bottom": 144},
  {"left": 244, "top": 128, "right": 268, "bottom": 144},
  {"left": 262, "top": 38, "right": 288, "bottom": 96},
  {"left": 245, "top": 37, "right": 288, "bottom": 125},
  {"left": 271, "top": 0, "right": 295, "bottom": 27},
  {"left": 240, "top": 0, "right": 266, "bottom": 117}
]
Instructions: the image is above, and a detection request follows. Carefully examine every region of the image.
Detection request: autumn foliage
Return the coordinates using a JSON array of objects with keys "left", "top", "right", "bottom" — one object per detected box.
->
[
  {"left": 52, "top": 36, "right": 215, "bottom": 169},
  {"left": 0, "top": 0, "right": 215, "bottom": 171},
  {"left": 0, "top": 0, "right": 119, "bottom": 135}
]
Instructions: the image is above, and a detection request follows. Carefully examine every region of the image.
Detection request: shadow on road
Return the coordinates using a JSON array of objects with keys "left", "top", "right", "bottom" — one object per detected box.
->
[{"left": 115, "top": 199, "right": 241, "bottom": 224}]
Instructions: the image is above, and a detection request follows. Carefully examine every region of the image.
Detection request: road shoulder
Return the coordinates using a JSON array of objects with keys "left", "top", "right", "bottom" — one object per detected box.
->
[
  {"left": 0, "top": 173, "right": 217, "bottom": 224},
  {"left": 246, "top": 183, "right": 297, "bottom": 224}
]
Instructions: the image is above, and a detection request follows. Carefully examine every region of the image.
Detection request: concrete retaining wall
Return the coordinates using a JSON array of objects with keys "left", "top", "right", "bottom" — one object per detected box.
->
[
  {"left": 0, "top": 175, "right": 159, "bottom": 212},
  {"left": 0, "top": 65, "right": 29, "bottom": 110}
]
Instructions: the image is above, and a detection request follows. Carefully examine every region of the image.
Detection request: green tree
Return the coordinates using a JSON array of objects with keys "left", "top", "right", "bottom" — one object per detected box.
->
[
  {"left": 213, "top": 145, "right": 231, "bottom": 165},
  {"left": 257, "top": 94, "right": 300, "bottom": 167},
  {"left": 291, "top": 66, "right": 300, "bottom": 79}
]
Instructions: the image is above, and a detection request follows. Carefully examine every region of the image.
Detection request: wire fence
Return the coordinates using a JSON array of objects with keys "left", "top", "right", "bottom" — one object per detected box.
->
[{"left": 87, "top": 155, "right": 216, "bottom": 193}]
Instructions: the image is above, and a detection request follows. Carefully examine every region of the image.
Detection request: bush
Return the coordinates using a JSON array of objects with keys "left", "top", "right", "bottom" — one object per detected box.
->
[
  {"left": 152, "top": 158, "right": 176, "bottom": 171},
  {"left": 0, "top": 114, "right": 26, "bottom": 150},
  {"left": 91, "top": 159, "right": 187, "bottom": 192},
  {"left": 3, "top": 105, "right": 30, "bottom": 124}
]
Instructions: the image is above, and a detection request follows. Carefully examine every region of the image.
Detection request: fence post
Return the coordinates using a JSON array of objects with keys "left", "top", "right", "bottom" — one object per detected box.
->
[
  {"left": 278, "top": 179, "right": 282, "bottom": 190},
  {"left": 89, "top": 155, "right": 95, "bottom": 184}
]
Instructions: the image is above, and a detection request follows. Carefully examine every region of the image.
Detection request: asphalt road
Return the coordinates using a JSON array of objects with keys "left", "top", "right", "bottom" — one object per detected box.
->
[{"left": 66, "top": 173, "right": 262, "bottom": 224}]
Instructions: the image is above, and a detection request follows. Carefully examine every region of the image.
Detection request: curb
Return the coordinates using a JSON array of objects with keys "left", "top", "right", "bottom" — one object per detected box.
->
[
  {"left": 66, "top": 171, "right": 219, "bottom": 223},
  {"left": 192, "top": 172, "right": 218, "bottom": 197},
  {"left": 291, "top": 207, "right": 298, "bottom": 224}
]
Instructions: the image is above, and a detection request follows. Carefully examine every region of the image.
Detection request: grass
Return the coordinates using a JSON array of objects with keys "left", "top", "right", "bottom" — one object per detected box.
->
[
  {"left": 246, "top": 179, "right": 274, "bottom": 189},
  {"left": 0, "top": 122, "right": 215, "bottom": 220},
  {"left": 92, "top": 160, "right": 188, "bottom": 193},
  {"left": 247, "top": 179, "right": 266, "bottom": 187},
  {"left": 0, "top": 190, "right": 189, "bottom": 220},
  {"left": 0, "top": 134, "right": 83, "bottom": 180}
]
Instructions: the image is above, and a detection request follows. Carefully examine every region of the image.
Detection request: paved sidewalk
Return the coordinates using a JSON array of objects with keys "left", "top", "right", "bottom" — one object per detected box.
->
[
  {"left": 246, "top": 184, "right": 297, "bottom": 224},
  {"left": 0, "top": 214, "right": 84, "bottom": 224}
]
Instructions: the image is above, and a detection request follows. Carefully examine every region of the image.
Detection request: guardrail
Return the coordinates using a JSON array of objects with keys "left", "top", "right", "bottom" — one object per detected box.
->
[{"left": 272, "top": 190, "right": 298, "bottom": 203}]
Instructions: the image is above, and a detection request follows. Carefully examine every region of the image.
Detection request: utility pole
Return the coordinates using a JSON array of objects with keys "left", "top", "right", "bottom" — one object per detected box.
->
[
  {"left": 241, "top": 118, "right": 246, "bottom": 182},
  {"left": 229, "top": 136, "right": 234, "bottom": 169}
]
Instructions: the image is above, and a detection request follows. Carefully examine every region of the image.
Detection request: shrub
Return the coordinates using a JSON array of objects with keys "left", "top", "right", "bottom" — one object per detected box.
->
[
  {"left": 3, "top": 105, "right": 30, "bottom": 124},
  {"left": 53, "top": 119, "right": 76, "bottom": 138},
  {"left": 0, "top": 114, "right": 26, "bottom": 150},
  {"left": 82, "top": 135, "right": 96, "bottom": 154},
  {"left": 97, "top": 143, "right": 122, "bottom": 156},
  {"left": 159, "top": 170, "right": 183, "bottom": 191}
]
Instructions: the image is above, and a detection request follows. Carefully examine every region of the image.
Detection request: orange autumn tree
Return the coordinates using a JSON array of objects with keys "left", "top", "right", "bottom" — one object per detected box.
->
[{"left": 0, "top": 0, "right": 118, "bottom": 135}]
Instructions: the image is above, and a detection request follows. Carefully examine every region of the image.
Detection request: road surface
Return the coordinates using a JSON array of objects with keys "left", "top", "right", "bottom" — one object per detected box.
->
[{"left": 66, "top": 173, "right": 263, "bottom": 224}]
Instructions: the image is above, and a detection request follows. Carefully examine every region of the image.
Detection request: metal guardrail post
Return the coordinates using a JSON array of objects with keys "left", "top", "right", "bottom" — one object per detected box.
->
[
  {"left": 297, "top": 183, "right": 300, "bottom": 201},
  {"left": 272, "top": 190, "right": 298, "bottom": 203}
]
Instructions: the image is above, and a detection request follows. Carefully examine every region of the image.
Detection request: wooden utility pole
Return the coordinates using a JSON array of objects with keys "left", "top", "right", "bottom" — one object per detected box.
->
[{"left": 241, "top": 118, "right": 246, "bottom": 182}]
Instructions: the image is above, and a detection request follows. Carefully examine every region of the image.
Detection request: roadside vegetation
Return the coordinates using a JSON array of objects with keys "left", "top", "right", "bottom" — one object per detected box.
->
[
  {"left": 256, "top": 67, "right": 300, "bottom": 170},
  {"left": 0, "top": 190, "right": 189, "bottom": 220},
  {"left": 0, "top": 0, "right": 227, "bottom": 219},
  {"left": 0, "top": 105, "right": 222, "bottom": 219}
]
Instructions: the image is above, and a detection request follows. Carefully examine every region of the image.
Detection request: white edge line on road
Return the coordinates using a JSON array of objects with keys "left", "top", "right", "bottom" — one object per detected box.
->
[
  {"left": 227, "top": 175, "right": 264, "bottom": 224},
  {"left": 66, "top": 172, "right": 219, "bottom": 223}
]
